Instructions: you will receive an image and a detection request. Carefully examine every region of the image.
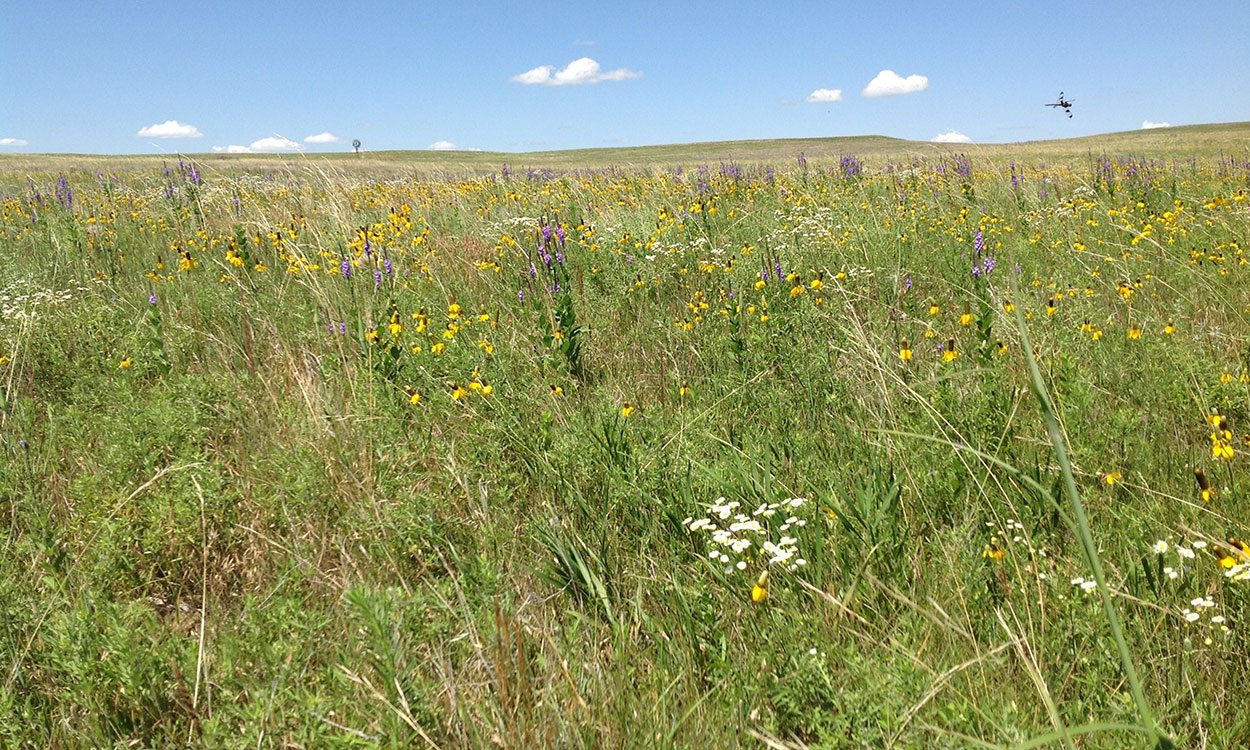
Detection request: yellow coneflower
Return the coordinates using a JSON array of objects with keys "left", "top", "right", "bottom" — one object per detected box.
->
[
  {"left": 983, "top": 544, "right": 1006, "bottom": 563},
  {"left": 1046, "top": 298, "right": 1057, "bottom": 316},
  {"left": 960, "top": 301, "right": 974, "bottom": 326},
  {"left": 943, "top": 339, "right": 959, "bottom": 362},
  {"left": 1195, "top": 467, "right": 1216, "bottom": 502},
  {"left": 751, "top": 571, "right": 768, "bottom": 602},
  {"left": 899, "top": 341, "right": 913, "bottom": 361},
  {"left": 451, "top": 384, "right": 468, "bottom": 401},
  {"left": 997, "top": 341, "right": 1008, "bottom": 355},
  {"left": 550, "top": 383, "right": 564, "bottom": 396},
  {"left": 1164, "top": 321, "right": 1175, "bottom": 335},
  {"left": 678, "top": 384, "right": 692, "bottom": 397},
  {"left": 621, "top": 403, "right": 635, "bottom": 418},
  {"left": 118, "top": 358, "right": 132, "bottom": 368},
  {"left": 1003, "top": 301, "right": 1015, "bottom": 313},
  {"left": 1128, "top": 326, "right": 1142, "bottom": 339},
  {"left": 929, "top": 303, "right": 940, "bottom": 316}
]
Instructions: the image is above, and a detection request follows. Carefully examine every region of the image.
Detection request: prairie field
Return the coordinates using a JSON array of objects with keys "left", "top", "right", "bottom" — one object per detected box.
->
[{"left": 4, "top": 125, "right": 1250, "bottom": 748}]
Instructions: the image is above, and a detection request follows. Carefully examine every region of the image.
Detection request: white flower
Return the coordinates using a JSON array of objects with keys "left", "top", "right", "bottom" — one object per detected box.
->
[
  {"left": 1080, "top": 580, "right": 1098, "bottom": 592},
  {"left": 736, "top": 561, "right": 747, "bottom": 570},
  {"left": 1153, "top": 540, "right": 1169, "bottom": 554},
  {"left": 1184, "top": 610, "right": 1200, "bottom": 623},
  {"left": 1191, "top": 540, "right": 1207, "bottom": 549},
  {"left": 1178, "top": 547, "right": 1195, "bottom": 559}
]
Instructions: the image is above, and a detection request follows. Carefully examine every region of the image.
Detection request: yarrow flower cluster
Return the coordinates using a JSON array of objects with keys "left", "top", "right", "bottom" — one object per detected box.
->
[{"left": 683, "top": 497, "right": 811, "bottom": 575}]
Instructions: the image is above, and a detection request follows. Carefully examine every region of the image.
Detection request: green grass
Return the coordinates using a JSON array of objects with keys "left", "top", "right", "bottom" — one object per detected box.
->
[{"left": 2, "top": 125, "right": 1250, "bottom": 747}]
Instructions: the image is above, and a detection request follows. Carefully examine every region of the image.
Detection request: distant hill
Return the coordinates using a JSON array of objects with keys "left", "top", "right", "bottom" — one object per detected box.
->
[{"left": 3, "top": 122, "right": 1247, "bottom": 175}]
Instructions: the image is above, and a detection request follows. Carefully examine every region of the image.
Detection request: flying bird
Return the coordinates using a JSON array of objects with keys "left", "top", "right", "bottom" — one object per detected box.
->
[{"left": 1046, "top": 92, "right": 1073, "bottom": 118}]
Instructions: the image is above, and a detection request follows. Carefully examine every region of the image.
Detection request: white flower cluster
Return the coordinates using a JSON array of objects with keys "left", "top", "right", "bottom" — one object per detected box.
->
[
  {"left": 683, "top": 497, "right": 810, "bottom": 574},
  {"left": 1, "top": 278, "right": 101, "bottom": 329},
  {"left": 1070, "top": 576, "right": 1099, "bottom": 593}
]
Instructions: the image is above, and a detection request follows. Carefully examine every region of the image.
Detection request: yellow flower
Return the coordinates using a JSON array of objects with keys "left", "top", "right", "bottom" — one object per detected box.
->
[
  {"left": 118, "top": 358, "right": 132, "bottom": 368},
  {"left": 1003, "top": 302, "right": 1015, "bottom": 313},
  {"left": 550, "top": 383, "right": 563, "bottom": 396},
  {"left": 751, "top": 571, "right": 768, "bottom": 602},
  {"left": 929, "top": 304, "right": 940, "bottom": 316},
  {"left": 1128, "top": 327, "right": 1141, "bottom": 340},
  {"left": 983, "top": 545, "right": 1006, "bottom": 563},
  {"left": 899, "top": 343, "right": 913, "bottom": 361},
  {"left": 997, "top": 341, "right": 1008, "bottom": 355},
  {"left": 809, "top": 278, "right": 824, "bottom": 291},
  {"left": 1103, "top": 472, "right": 1123, "bottom": 486},
  {"left": 942, "top": 340, "right": 958, "bottom": 362},
  {"left": 480, "top": 383, "right": 494, "bottom": 396},
  {"left": 408, "top": 390, "right": 422, "bottom": 405},
  {"left": 621, "top": 403, "right": 635, "bottom": 418},
  {"left": 1164, "top": 321, "right": 1175, "bottom": 335},
  {"left": 678, "top": 384, "right": 692, "bottom": 397},
  {"left": 451, "top": 384, "right": 468, "bottom": 401}
]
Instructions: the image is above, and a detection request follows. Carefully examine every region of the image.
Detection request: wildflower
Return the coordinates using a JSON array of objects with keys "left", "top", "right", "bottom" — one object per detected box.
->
[
  {"left": 1046, "top": 298, "right": 1056, "bottom": 316},
  {"left": 1128, "top": 326, "right": 1142, "bottom": 340},
  {"left": 550, "top": 384, "right": 563, "bottom": 396},
  {"left": 751, "top": 571, "right": 768, "bottom": 602},
  {"left": 1003, "top": 301, "right": 1015, "bottom": 313},
  {"left": 1153, "top": 540, "right": 1169, "bottom": 555},
  {"left": 621, "top": 403, "right": 635, "bottom": 418},
  {"left": 1190, "top": 465, "right": 1210, "bottom": 500},
  {"left": 960, "top": 302, "right": 974, "bottom": 326},
  {"left": 983, "top": 544, "right": 1006, "bottom": 563},
  {"left": 929, "top": 303, "right": 940, "bottom": 316},
  {"left": 408, "top": 390, "right": 422, "bottom": 405},
  {"left": 942, "top": 339, "right": 959, "bottom": 362},
  {"left": 451, "top": 384, "right": 468, "bottom": 401},
  {"left": 118, "top": 358, "right": 132, "bottom": 368},
  {"left": 678, "top": 384, "right": 692, "bottom": 397},
  {"left": 997, "top": 341, "right": 1008, "bottom": 355},
  {"left": 1103, "top": 472, "right": 1123, "bottom": 486},
  {"left": 1164, "top": 321, "right": 1175, "bottom": 335},
  {"left": 899, "top": 341, "right": 913, "bottom": 361}
]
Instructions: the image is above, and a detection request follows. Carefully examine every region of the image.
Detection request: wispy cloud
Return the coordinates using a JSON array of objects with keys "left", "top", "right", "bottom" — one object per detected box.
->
[
  {"left": 932, "top": 130, "right": 972, "bottom": 143},
  {"left": 511, "top": 57, "right": 641, "bottom": 86},
  {"left": 0, "top": 137, "right": 29, "bottom": 147},
  {"left": 427, "top": 141, "right": 458, "bottom": 151},
  {"left": 805, "top": 88, "right": 843, "bottom": 103},
  {"left": 861, "top": 70, "right": 929, "bottom": 98},
  {"left": 211, "top": 136, "right": 302, "bottom": 154},
  {"left": 1141, "top": 120, "right": 1171, "bottom": 129},
  {"left": 304, "top": 132, "right": 347, "bottom": 144},
  {"left": 137, "top": 120, "right": 204, "bottom": 138}
]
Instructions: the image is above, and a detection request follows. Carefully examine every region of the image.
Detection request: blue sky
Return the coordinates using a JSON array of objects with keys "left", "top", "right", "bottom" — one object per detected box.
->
[{"left": 3, "top": 0, "right": 1248, "bottom": 155}]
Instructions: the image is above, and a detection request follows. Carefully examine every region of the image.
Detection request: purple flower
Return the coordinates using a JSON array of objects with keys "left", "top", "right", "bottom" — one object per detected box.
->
[
  {"left": 555, "top": 251, "right": 563, "bottom": 264},
  {"left": 374, "top": 269, "right": 382, "bottom": 287},
  {"left": 148, "top": 293, "right": 158, "bottom": 305},
  {"left": 972, "top": 264, "right": 982, "bottom": 279},
  {"left": 384, "top": 258, "right": 393, "bottom": 276},
  {"left": 339, "top": 321, "right": 347, "bottom": 334},
  {"left": 983, "top": 256, "right": 996, "bottom": 275},
  {"left": 974, "top": 230, "right": 984, "bottom": 253},
  {"left": 904, "top": 276, "right": 912, "bottom": 291},
  {"left": 341, "top": 258, "right": 351, "bottom": 278},
  {"left": 518, "top": 289, "right": 525, "bottom": 303}
]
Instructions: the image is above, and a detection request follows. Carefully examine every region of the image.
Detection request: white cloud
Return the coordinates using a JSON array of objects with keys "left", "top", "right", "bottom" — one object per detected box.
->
[
  {"left": 511, "top": 57, "right": 641, "bottom": 85},
  {"left": 0, "top": 137, "right": 28, "bottom": 147},
  {"left": 304, "top": 132, "right": 347, "bottom": 144},
  {"left": 932, "top": 130, "right": 972, "bottom": 143},
  {"left": 1141, "top": 120, "right": 1171, "bottom": 129},
  {"left": 248, "top": 136, "right": 301, "bottom": 152},
  {"left": 210, "top": 136, "right": 301, "bottom": 154},
  {"left": 428, "top": 141, "right": 458, "bottom": 150},
  {"left": 805, "top": 88, "right": 843, "bottom": 103},
  {"left": 861, "top": 70, "right": 929, "bottom": 98},
  {"left": 137, "top": 120, "right": 204, "bottom": 138}
]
